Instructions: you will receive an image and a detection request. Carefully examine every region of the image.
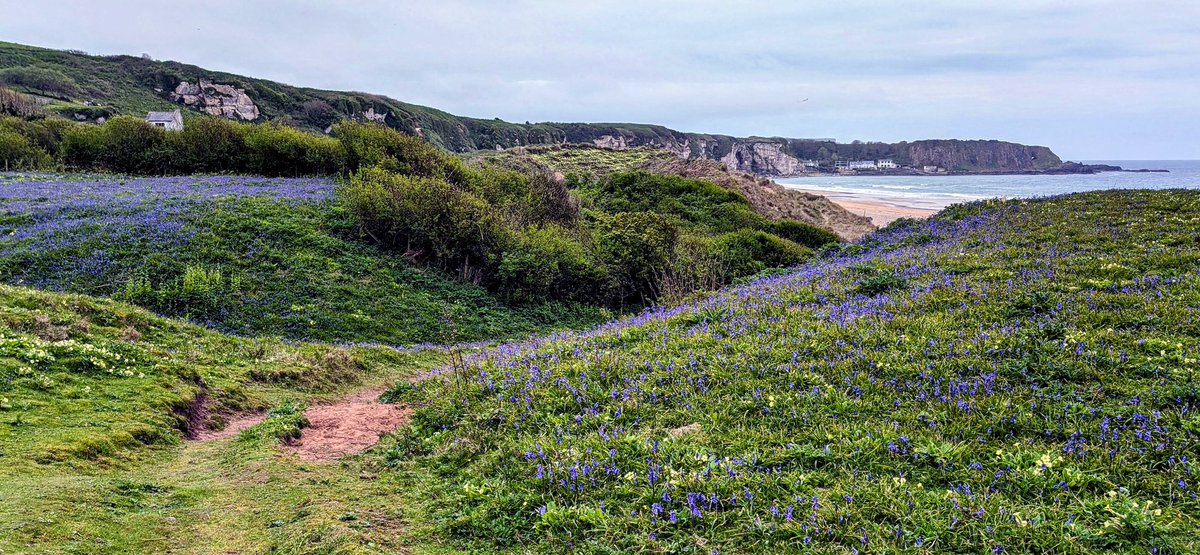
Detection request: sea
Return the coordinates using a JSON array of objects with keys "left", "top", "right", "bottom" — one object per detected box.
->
[{"left": 776, "top": 160, "right": 1200, "bottom": 213}]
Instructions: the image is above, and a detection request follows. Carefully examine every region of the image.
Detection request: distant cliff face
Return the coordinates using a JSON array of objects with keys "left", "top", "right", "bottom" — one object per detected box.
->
[{"left": 906, "top": 140, "right": 1061, "bottom": 172}]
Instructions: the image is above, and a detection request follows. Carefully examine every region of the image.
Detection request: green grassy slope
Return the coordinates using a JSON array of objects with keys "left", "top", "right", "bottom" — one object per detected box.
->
[
  {"left": 0, "top": 282, "right": 460, "bottom": 553},
  {"left": 388, "top": 189, "right": 1200, "bottom": 553},
  {"left": 0, "top": 41, "right": 1064, "bottom": 171},
  {"left": 0, "top": 173, "right": 606, "bottom": 345}
]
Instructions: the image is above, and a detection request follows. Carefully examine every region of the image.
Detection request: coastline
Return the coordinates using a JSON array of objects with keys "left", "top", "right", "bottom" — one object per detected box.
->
[{"left": 788, "top": 187, "right": 938, "bottom": 227}]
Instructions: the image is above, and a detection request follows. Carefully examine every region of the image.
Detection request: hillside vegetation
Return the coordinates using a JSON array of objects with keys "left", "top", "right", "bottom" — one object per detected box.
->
[
  {"left": 471, "top": 144, "right": 878, "bottom": 240},
  {"left": 0, "top": 119, "right": 841, "bottom": 339},
  {"left": 0, "top": 172, "right": 605, "bottom": 344},
  {"left": 387, "top": 190, "right": 1200, "bottom": 553},
  {"left": 337, "top": 125, "right": 840, "bottom": 307},
  {"left": 0, "top": 41, "right": 1065, "bottom": 174}
]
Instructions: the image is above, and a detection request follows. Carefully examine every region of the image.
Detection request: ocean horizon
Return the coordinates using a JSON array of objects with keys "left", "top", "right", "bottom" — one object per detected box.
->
[{"left": 777, "top": 159, "right": 1200, "bottom": 213}]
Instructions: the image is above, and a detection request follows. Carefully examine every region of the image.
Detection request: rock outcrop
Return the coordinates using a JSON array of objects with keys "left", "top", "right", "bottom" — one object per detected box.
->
[
  {"left": 169, "top": 80, "right": 260, "bottom": 121},
  {"left": 362, "top": 107, "right": 388, "bottom": 123},
  {"left": 906, "top": 140, "right": 1061, "bottom": 173},
  {"left": 718, "top": 142, "right": 807, "bottom": 176}
]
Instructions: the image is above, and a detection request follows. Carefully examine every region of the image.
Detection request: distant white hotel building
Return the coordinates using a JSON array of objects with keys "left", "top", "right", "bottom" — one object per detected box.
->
[
  {"left": 835, "top": 160, "right": 883, "bottom": 170},
  {"left": 833, "top": 159, "right": 898, "bottom": 171}
]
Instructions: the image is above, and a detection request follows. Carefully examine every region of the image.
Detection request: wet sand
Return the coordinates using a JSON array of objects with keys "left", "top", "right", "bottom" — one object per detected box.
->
[{"left": 788, "top": 187, "right": 938, "bottom": 227}]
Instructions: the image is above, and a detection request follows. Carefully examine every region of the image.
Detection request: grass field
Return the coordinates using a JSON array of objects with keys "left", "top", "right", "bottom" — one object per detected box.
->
[
  {"left": 4, "top": 188, "right": 1199, "bottom": 554},
  {"left": 388, "top": 190, "right": 1200, "bottom": 553},
  {"left": 0, "top": 173, "right": 607, "bottom": 345}
]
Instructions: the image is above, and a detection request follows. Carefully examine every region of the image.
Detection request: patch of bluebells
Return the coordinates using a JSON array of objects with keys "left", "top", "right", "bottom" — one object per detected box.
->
[
  {"left": 0, "top": 174, "right": 332, "bottom": 291},
  {"left": 404, "top": 191, "right": 1200, "bottom": 552}
]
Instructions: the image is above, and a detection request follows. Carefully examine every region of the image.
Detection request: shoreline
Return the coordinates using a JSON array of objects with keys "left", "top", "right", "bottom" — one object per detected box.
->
[{"left": 789, "top": 187, "right": 939, "bottom": 227}]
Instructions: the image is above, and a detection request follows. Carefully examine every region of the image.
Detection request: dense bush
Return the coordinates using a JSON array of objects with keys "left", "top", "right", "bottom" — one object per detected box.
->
[
  {"left": 497, "top": 226, "right": 604, "bottom": 303},
  {"left": 167, "top": 116, "right": 248, "bottom": 173},
  {"left": 0, "top": 86, "right": 41, "bottom": 118},
  {"left": 704, "top": 229, "right": 811, "bottom": 278},
  {"left": 342, "top": 167, "right": 507, "bottom": 280},
  {"left": 335, "top": 121, "right": 465, "bottom": 182},
  {"left": 593, "top": 212, "right": 680, "bottom": 303},
  {"left": 0, "top": 127, "right": 52, "bottom": 170},
  {"left": 96, "top": 116, "right": 169, "bottom": 173},
  {"left": 243, "top": 123, "right": 344, "bottom": 176},
  {"left": 761, "top": 218, "right": 840, "bottom": 249},
  {"left": 0, "top": 66, "right": 80, "bottom": 98},
  {"left": 579, "top": 171, "right": 759, "bottom": 232}
]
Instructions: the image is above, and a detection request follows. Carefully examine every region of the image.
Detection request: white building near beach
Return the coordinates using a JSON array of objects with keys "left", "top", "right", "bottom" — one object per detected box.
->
[{"left": 877, "top": 159, "right": 897, "bottom": 169}]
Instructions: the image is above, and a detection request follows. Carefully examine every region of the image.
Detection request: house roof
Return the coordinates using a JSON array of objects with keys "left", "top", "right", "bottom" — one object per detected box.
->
[{"left": 145, "top": 110, "right": 181, "bottom": 122}]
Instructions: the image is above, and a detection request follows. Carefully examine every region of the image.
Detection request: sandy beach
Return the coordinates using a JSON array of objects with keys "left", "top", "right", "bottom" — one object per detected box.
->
[{"left": 789, "top": 187, "right": 938, "bottom": 227}]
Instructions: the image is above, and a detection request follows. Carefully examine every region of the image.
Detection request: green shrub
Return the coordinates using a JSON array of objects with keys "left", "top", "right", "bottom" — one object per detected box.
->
[
  {"left": 762, "top": 219, "right": 841, "bottom": 248},
  {"left": 244, "top": 123, "right": 345, "bottom": 176},
  {"left": 341, "top": 167, "right": 507, "bottom": 279},
  {"left": 60, "top": 123, "right": 106, "bottom": 168},
  {"left": 594, "top": 212, "right": 680, "bottom": 304},
  {"left": 0, "top": 128, "right": 52, "bottom": 170},
  {"left": 582, "top": 171, "right": 758, "bottom": 232},
  {"left": 0, "top": 66, "right": 80, "bottom": 98},
  {"left": 706, "top": 229, "right": 812, "bottom": 279},
  {"left": 110, "top": 116, "right": 173, "bottom": 174},
  {"left": 334, "top": 121, "right": 465, "bottom": 181},
  {"left": 497, "top": 226, "right": 603, "bottom": 303},
  {"left": 169, "top": 116, "right": 248, "bottom": 173}
]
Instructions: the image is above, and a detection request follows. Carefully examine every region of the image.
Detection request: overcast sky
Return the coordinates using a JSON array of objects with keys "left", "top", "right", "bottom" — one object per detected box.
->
[{"left": 2, "top": 0, "right": 1197, "bottom": 159}]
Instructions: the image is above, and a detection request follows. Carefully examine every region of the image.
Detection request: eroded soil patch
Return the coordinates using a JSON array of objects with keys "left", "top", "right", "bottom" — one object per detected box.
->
[{"left": 284, "top": 388, "right": 412, "bottom": 461}]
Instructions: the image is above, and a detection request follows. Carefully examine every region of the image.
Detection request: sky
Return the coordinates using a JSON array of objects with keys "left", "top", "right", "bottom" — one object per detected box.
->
[{"left": 1, "top": 0, "right": 1197, "bottom": 159}]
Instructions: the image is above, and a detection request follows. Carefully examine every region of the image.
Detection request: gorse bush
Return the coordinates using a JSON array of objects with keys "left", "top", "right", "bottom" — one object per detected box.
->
[
  {"left": 243, "top": 123, "right": 344, "bottom": 177},
  {"left": 342, "top": 167, "right": 507, "bottom": 278},
  {"left": 704, "top": 229, "right": 811, "bottom": 279},
  {"left": 592, "top": 211, "right": 680, "bottom": 303},
  {"left": 763, "top": 219, "right": 841, "bottom": 249}
]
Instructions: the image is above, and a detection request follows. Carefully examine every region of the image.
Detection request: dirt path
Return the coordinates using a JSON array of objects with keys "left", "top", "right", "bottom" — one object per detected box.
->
[
  {"left": 192, "top": 412, "right": 269, "bottom": 441},
  {"left": 283, "top": 388, "right": 413, "bottom": 462},
  {"left": 190, "top": 386, "right": 413, "bottom": 462}
]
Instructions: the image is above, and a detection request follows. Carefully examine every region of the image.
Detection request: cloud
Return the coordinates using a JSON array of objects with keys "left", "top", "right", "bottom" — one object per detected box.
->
[{"left": 0, "top": 0, "right": 1196, "bottom": 158}]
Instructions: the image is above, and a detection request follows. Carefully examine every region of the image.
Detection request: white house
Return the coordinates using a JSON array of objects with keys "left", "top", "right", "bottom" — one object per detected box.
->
[
  {"left": 877, "top": 159, "right": 897, "bottom": 169},
  {"left": 145, "top": 110, "right": 183, "bottom": 131}
]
